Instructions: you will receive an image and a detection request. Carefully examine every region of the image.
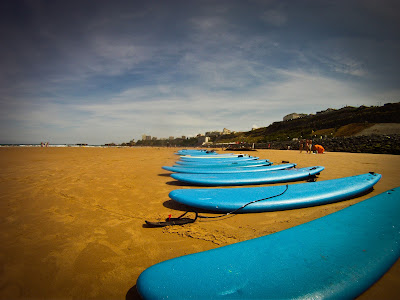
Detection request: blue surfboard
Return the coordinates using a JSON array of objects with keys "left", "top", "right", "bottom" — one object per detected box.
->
[
  {"left": 171, "top": 166, "right": 324, "bottom": 186},
  {"left": 175, "top": 159, "right": 268, "bottom": 166},
  {"left": 180, "top": 156, "right": 259, "bottom": 162},
  {"left": 163, "top": 163, "right": 295, "bottom": 174},
  {"left": 180, "top": 152, "right": 246, "bottom": 156},
  {"left": 176, "top": 149, "right": 217, "bottom": 155},
  {"left": 173, "top": 160, "right": 271, "bottom": 168},
  {"left": 180, "top": 153, "right": 248, "bottom": 159},
  {"left": 137, "top": 187, "right": 400, "bottom": 299},
  {"left": 169, "top": 173, "right": 381, "bottom": 212}
]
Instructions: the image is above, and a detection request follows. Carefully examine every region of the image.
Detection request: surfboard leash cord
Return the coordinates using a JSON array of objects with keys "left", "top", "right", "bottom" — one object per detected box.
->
[
  {"left": 197, "top": 184, "right": 289, "bottom": 219},
  {"left": 307, "top": 167, "right": 320, "bottom": 182},
  {"left": 144, "top": 184, "right": 289, "bottom": 227}
]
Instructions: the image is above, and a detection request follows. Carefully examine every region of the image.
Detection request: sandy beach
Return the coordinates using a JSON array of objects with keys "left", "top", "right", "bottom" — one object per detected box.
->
[{"left": 0, "top": 147, "right": 399, "bottom": 299}]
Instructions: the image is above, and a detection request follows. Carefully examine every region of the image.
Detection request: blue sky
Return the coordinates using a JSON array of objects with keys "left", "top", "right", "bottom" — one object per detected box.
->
[{"left": 1, "top": 0, "right": 399, "bottom": 144}]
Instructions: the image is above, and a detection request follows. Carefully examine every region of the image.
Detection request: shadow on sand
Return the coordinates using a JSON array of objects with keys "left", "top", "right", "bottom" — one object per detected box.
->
[
  {"left": 126, "top": 285, "right": 141, "bottom": 300},
  {"left": 165, "top": 180, "right": 200, "bottom": 187},
  {"left": 158, "top": 173, "right": 171, "bottom": 177},
  {"left": 162, "top": 199, "right": 195, "bottom": 212},
  {"left": 163, "top": 199, "right": 228, "bottom": 216}
]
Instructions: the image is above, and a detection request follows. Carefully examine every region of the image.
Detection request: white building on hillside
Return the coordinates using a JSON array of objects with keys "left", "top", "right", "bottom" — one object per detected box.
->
[
  {"left": 222, "top": 128, "right": 231, "bottom": 135},
  {"left": 283, "top": 113, "right": 307, "bottom": 121}
]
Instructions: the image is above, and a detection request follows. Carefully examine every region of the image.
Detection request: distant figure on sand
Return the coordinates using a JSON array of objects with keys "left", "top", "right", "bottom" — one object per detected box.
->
[
  {"left": 306, "top": 139, "right": 313, "bottom": 153},
  {"left": 315, "top": 144, "right": 325, "bottom": 154},
  {"left": 299, "top": 139, "right": 304, "bottom": 153}
]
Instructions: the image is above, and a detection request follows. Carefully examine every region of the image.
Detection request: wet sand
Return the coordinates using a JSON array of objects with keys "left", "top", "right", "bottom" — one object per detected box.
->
[{"left": 0, "top": 147, "right": 399, "bottom": 299}]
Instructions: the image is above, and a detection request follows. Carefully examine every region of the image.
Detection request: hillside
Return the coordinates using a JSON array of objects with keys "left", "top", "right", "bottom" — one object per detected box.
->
[{"left": 217, "top": 102, "right": 400, "bottom": 143}]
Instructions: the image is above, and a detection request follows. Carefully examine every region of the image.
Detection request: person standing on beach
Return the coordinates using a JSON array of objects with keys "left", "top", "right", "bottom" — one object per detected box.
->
[
  {"left": 299, "top": 139, "right": 304, "bottom": 153},
  {"left": 308, "top": 139, "right": 313, "bottom": 153}
]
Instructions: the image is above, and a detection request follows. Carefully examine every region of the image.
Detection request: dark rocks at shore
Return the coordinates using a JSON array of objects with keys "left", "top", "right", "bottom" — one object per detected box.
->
[{"left": 253, "top": 135, "right": 400, "bottom": 155}]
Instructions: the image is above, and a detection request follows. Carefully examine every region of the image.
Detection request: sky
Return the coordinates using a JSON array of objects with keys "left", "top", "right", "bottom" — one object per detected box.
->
[{"left": 1, "top": 0, "right": 399, "bottom": 144}]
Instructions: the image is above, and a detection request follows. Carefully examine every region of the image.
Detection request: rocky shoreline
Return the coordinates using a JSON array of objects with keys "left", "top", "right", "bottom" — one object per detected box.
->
[{"left": 253, "top": 134, "right": 400, "bottom": 155}]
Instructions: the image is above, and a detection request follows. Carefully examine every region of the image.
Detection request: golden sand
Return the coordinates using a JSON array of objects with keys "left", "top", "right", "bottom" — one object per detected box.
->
[{"left": 0, "top": 147, "right": 399, "bottom": 299}]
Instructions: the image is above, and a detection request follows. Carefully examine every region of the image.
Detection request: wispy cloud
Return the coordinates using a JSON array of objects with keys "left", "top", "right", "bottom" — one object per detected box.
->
[{"left": 13, "top": 68, "right": 370, "bottom": 143}]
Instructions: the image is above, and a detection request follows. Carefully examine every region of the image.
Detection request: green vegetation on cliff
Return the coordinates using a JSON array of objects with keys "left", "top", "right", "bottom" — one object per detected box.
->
[{"left": 217, "top": 102, "right": 400, "bottom": 143}]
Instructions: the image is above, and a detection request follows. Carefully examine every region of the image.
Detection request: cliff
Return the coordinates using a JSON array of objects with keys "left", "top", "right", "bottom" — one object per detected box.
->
[{"left": 218, "top": 102, "right": 400, "bottom": 143}]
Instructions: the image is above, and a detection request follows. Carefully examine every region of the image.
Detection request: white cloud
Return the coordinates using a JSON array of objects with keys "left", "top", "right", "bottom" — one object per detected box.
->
[
  {"left": 0, "top": 62, "right": 389, "bottom": 144},
  {"left": 46, "top": 68, "right": 375, "bottom": 142}
]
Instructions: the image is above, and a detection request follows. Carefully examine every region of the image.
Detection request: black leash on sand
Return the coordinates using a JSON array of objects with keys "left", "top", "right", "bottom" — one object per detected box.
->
[
  {"left": 145, "top": 184, "right": 289, "bottom": 227},
  {"left": 145, "top": 211, "right": 199, "bottom": 227},
  {"left": 307, "top": 167, "right": 320, "bottom": 182}
]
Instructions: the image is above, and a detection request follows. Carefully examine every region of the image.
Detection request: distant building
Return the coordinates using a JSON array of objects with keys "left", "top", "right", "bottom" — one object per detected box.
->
[
  {"left": 142, "top": 134, "right": 152, "bottom": 141},
  {"left": 252, "top": 125, "right": 259, "bottom": 130},
  {"left": 169, "top": 136, "right": 174, "bottom": 140},
  {"left": 198, "top": 136, "right": 210, "bottom": 144},
  {"left": 283, "top": 113, "right": 307, "bottom": 121},
  {"left": 181, "top": 136, "right": 186, "bottom": 139},
  {"left": 222, "top": 128, "right": 231, "bottom": 135}
]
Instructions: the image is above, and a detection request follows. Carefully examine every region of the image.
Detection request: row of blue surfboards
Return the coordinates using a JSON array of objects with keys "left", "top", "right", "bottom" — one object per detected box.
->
[{"left": 137, "top": 149, "right": 400, "bottom": 299}]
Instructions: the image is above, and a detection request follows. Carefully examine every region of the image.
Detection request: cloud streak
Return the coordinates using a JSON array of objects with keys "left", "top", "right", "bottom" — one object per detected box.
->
[{"left": 1, "top": 68, "right": 374, "bottom": 144}]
